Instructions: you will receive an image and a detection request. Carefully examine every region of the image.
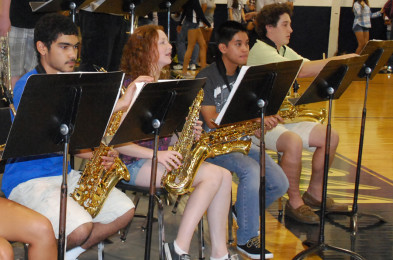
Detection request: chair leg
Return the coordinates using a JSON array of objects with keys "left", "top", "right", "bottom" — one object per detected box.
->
[
  {"left": 156, "top": 195, "right": 165, "bottom": 260},
  {"left": 198, "top": 218, "right": 205, "bottom": 259},
  {"left": 171, "top": 195, "right": 182, "bottom": 214},
  {"left": 228, "top": 175, "right": 234, "bottom": 244},
  {"left": 98, "top": 241, "right": 104, "bottom": 260},
  {"left": 24, "top": 243, "right": 29, "bottom": 259},
  {"left": 120, "top": 193, "right": 142, "bottom": 242}
]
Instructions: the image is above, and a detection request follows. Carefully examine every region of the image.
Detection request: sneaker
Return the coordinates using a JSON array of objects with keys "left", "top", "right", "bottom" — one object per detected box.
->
[
  {"left": 285, "top": 201, "right": 319, "bottom": 224},
  {"left": 302, "top": 191, "right": 348, "bottom": 212},
  {"left": 164, "top": 242, "right": 191, "bottom": 260},
  {"left": 173, "top": 64, "right": 183, "bottom": 70},
  {"left": 237, "top": 236, "right": 273, "bottom": 259},
  {"left": 189, "top": 64, "right": 197, "bottom": 70}
]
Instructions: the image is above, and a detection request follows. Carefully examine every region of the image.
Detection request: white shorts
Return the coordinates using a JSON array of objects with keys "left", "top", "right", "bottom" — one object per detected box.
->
[
  {"left": 9, "top": 26, "right": 38, "bottom": 77},
  {"left": 9, "top": 170, "right": 135, "bottom": 238},
  {"left": 264, "top": 121, "right": 318, "bottom": 152}
]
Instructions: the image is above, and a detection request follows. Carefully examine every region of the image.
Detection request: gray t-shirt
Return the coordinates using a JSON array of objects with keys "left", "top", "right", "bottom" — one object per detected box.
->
[
  {"left": 196, "top": 62, "right": 239, "bottom": 130},
  {"left": 227, "top": 0, "right": 244, "bottom": 23}
]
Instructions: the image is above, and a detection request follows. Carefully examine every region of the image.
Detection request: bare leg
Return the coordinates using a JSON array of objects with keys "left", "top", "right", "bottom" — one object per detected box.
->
[
  {"left": 78, "top": 209, "right": 135, "bottom": 249},
  {"left": 195, "top": 29, "right": 207, "bottom": 69},
  {"left": 276, "top": 131, "right": 304, "bottom": 209},
  {"left": 355, "top": 31, "right": 367, "bottom": 54},
  {"left": 0, "top": 237, "right": 13, "bottom": 260},
  {"left": 0, "top": 198, "right": 57, "bottom": 260},
  {"left": 135, "top": 160, "right": 231, "bottom": 257},
  {"left": 306, "top": 124, "right": 339, "bottom": 201}
]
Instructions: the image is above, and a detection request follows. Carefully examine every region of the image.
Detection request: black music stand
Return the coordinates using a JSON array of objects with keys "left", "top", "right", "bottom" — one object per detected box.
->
[
  {"left": 326, "top": 40, "right": 393, "bottom": 235},
  {"left": 110, "top": 78, "right": 206, "bottom": 260},
  {"left": 290, "top": 56, "right": 369, "bottom": 260},
  {"left": 29, "top": 0, "right": 85, "bottom": 23},
  {"left": 215, "top": 60, "right": 302, "bottom": 260},
  {"left": 1, "top": 72, "right": 124, "bottom": 260}
]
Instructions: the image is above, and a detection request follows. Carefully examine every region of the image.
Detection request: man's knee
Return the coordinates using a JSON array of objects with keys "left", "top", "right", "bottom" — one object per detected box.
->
[
  {"left": 277, "top": 132, "right": 303, "bottom": 157},
  {"left": 67, "top": 222, "right": 93, "bottom": 248}
]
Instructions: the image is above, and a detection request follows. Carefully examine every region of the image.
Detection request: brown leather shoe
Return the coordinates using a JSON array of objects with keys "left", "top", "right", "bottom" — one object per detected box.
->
[
  {"left": 302, "top": 191, "right": 348, "bottom": 212},
  {"left": 285, "top": 201, "right": 320, "bottom": 224}
]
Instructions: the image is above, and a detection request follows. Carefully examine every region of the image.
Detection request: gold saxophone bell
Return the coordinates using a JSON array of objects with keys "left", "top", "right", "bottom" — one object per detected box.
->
[{"left": 278, "top": 86, "right": 327, "bottom": 124}]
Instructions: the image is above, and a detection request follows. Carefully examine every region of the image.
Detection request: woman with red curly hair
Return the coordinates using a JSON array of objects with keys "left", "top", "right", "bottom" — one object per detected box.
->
[{"left": 116, "top": 25, "right": 236, "bottom": 260}]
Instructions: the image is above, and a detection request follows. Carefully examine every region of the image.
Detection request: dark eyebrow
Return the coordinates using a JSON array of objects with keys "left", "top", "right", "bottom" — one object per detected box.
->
[{"left": 57, "top": 42, "right": 80, "bottom": 47}]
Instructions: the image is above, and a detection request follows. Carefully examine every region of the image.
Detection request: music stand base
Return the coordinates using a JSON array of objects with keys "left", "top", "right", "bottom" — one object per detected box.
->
[
  {"left": 326, "top": 210, "right": 386, "bottom": 235},
  {"left": 293, "top": 242, "right": 366, "bottom": 260}
]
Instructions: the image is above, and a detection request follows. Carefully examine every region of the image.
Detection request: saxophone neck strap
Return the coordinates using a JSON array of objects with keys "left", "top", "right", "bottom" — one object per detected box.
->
[
  {"left": 35, "top": 62, "right": 47, "bottom": 74},
  {"left": 215, "top": 54, "right": 240, "bottom": 92}
]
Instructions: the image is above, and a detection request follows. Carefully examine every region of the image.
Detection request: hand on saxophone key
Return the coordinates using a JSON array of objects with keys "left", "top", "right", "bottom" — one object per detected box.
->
[
  {"left": 193, "top": 120, "right": 203, "bottom": 141},
  {"left": 158, "top": 150, "right": 183, "bottom": 171},
  {"left": 100, "top": 149, "right": 120, "bottom": 170}
]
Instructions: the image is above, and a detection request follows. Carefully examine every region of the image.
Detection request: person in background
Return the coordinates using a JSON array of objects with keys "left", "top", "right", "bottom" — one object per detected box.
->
[
  {"left": 0, "top": 0, "right": 45, "bottom": 89},
  {"left": 180, "top": 0, "right": 212, "bottom": 77},
  {"left": 352, "top": 0, "right": 383, "bottom": 54},
  {"left": 227, "top": 0, "right": 246, "bottom": 23}
]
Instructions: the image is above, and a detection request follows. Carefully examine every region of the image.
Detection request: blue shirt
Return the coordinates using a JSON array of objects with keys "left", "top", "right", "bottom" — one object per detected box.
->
[
  {"left": 353, "top": 1, "right": 382, "bottom": 29},
  {"left": 1, "top": 69, "right": 71, "bottom": 197}
]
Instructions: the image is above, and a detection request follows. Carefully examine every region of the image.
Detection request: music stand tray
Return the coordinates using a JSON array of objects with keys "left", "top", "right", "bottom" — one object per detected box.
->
[
  {"left": 216, "top": 60, "right": 303, "bottom": 126},
  {"left": 2, "top": 72, "right": 124, "bottom": 159},
  {"left": 110, "top": 78, "right": 206, "bottom": 145},
  {"left": 29, "top": 0, "right": 85, "bottom": 12},
  {"left": 356, "top": 40, "right": 393, "bottom": 80},
  {"left": 289, "top": 55, "right": 369, "bottom": 106}
]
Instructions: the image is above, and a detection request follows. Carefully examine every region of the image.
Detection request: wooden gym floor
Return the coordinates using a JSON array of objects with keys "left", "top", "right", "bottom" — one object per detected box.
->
[{"left": 7, "top": 72, "right": 393, "bottom": 259}]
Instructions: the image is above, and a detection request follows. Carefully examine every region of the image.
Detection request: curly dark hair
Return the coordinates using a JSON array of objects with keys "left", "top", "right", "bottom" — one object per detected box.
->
[
  {"left": 120, "top": 25, "right": 164, "bottom": 79},
  {"left": 255, "top": 3, "right": 292, "bottom": 39},
  {"left": 34, "top": 13, "right": 78, "bottom": 60}
]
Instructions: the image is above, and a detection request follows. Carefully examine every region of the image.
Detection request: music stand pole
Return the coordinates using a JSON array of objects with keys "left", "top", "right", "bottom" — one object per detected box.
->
[
  {"left": 166, "top": 1, "right": 171, "bottom": 41},
  {"left": 258, "top": 99, "right": 266, "bottom": 260},
  {"left": 69, "top": 2, "right": 76, "bottom": 23},
  {"left": 293, "top": 86, "right": 365, "bottom": 260},
  {"left": 129, "top": 3, "right": 136, "bottom": 34},
  {"left": 326, "top": 48, "right": 389, "bottom": 233},
  {"left": 145, "top": 119, "right": 161, "bottom": 260},
  {"left": 58, "top": 124, "right": 71, "bottom": 260}
]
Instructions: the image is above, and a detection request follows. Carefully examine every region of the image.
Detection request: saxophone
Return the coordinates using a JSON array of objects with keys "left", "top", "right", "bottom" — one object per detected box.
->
[
  {"left": 279, "top": 82, "right": 327, "bottom": 124},
  {"left": 71, "top": 110, "right": 130, "bottom": 217},
  {"left": 162, "top": 89, "right": 260, "bottom": 195}
]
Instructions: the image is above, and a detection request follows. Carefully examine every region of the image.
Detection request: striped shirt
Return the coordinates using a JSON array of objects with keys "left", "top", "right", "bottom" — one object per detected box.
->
[{"left": 353, "top": 1, "right": 382, "bottom": 29}]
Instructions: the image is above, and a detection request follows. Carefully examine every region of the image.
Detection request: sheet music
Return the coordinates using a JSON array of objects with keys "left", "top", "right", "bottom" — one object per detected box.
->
[{"left": 215, "top": 66, "right": 250, "bottom": 125}]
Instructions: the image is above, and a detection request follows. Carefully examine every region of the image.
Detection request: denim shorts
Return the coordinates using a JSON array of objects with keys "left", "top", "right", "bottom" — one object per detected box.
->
[
  {"left": 123, "top": 159, "right": 148, "bottom": 185},
  {"left": 353, "top": 24, "right": 369, "bottom": 32}
]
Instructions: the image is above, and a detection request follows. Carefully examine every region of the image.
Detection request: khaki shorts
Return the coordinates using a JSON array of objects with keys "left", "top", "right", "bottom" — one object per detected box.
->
[
  {"left": 254, "top": 121, "right": 318, "bottom": 153},
  {"left": 9, "top": 170, "right": 135, "bottom": 238},
  {"left": 9, "top": 26, "right": 38, "bottom": 77}
]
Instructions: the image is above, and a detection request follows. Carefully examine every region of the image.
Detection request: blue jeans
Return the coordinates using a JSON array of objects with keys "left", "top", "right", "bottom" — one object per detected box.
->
[
  {"left": 206, "top": 144, "right": 289, "bottom": 245},
  {"left": 176, "top": 20, "right": 199, "bottom": 65}
]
